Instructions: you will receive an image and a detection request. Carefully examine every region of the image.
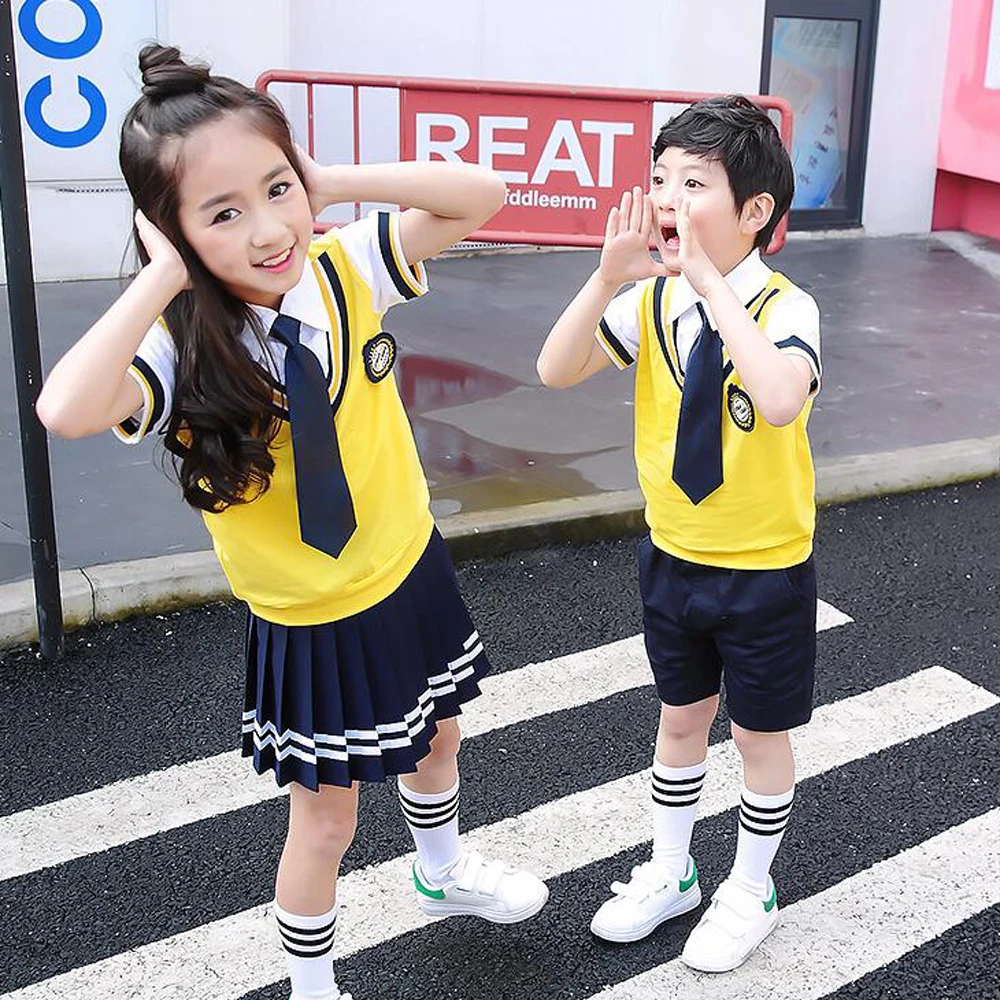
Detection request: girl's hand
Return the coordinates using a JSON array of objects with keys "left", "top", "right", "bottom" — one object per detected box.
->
[
  {"left": 294, "top": 143, "right": 332, "bottom": 218},
  {"left": 598, "top": 187, "right": 673, "bottom": 288},
  {"left": 676, "top": 197, "right": 722, "bottom": 297},
  {"left": 135, "top": 210, "right": 189, "bottom": 292}
]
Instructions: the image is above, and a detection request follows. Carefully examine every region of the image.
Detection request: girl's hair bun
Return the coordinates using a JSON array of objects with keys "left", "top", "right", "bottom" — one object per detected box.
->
[{"left": 139, "top": 44, "right": 210, "bottom": 101}]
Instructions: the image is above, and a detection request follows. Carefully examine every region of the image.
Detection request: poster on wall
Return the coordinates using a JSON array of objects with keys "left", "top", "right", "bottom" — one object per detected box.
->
[{"left": 768, "top": 16, "right": 858, "bottom": 211}]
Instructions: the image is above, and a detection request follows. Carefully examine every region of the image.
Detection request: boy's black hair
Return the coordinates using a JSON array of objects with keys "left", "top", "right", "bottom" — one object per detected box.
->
[{"left": 653, "top": 95, "right": 794, "bottom": 251}]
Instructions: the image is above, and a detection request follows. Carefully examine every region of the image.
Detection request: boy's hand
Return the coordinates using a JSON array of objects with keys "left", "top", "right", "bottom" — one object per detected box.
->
[
  {"left": 676, "top": 196, "right": 723, "bottom": 297},
  {"left": 599, "top": 187, "right": 674, "bottom": 288}
]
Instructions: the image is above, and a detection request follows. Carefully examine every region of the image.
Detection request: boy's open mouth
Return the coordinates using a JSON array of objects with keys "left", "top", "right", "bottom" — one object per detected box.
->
[{"left": 660, "top": 225, "right": 680, "bottom": 250}]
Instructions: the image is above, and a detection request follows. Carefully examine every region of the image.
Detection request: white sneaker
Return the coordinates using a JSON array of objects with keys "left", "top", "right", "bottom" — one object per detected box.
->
[
  {"left": 590, "top": 856, "right": 702, "bottom": 943},
  {"left": 412, "top": 850, "right": 549, "bottom": 924},
  {"left": 680, "top": 876, "right": 778, "bottom": 972}
]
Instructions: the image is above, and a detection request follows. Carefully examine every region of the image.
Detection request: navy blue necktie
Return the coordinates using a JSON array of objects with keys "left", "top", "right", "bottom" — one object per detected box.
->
[
  {"left": 270, "top": 314, "right": 356, "bottom": 558},
  {"left": 672, "top": 303, "right": 724, "bottom": 505}
]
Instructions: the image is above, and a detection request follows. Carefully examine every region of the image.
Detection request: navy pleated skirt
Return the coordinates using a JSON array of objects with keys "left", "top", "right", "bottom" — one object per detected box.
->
[{"left": 241, "top": 528, "right": 490, "bottom": 790}]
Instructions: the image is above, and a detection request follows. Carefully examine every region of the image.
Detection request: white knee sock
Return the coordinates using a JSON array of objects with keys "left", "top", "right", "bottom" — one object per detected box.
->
[
  {"left": 651, "top": 757, "right": 707, "bottom": 879},
  {"left": 730, "top": 784, "right": 795, "bottom": 900},
  {"left": 273, "top": 899, "right": 342, "bottom": 1000},
  {"left": 397, "top": 775, "right": 462, "bottom": 885}
]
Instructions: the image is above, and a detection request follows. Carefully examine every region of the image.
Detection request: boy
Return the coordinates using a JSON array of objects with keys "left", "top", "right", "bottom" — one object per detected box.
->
[{"left": 536, "top": 96, "right": 820, "bottom": 972}]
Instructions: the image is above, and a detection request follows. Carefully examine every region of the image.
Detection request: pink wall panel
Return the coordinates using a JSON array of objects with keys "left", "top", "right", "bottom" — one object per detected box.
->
[{"left": 938, "top": 0, "right": 1000, "bottom": 185}]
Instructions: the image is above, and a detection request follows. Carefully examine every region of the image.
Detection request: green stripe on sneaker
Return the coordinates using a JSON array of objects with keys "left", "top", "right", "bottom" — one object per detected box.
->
[
  {"left": 763, "top": 881, "right": 778, "bottom": 913},
  {"left": 679, "top": 859, "right": 698, "bottom": 893},
  {"left": 412, "top": 863, "right": 446, "bottom": 900}
]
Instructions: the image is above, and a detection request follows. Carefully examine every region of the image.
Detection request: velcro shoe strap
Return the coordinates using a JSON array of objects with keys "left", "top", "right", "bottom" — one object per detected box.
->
[
  {"left": 478, "top": 858, "right": 507, "bottom": 896},
  {"left": 455, "top": 851, "right": 486, "bottom": 892},
  {"left": 709, "top": 882, "right": 761, "bottom": 933},
  {"left": 611, "top": 861, "right": 672, "bottom": 901},
  {"left": 610, "top": 879, "right": 650, "bottom": 902}
]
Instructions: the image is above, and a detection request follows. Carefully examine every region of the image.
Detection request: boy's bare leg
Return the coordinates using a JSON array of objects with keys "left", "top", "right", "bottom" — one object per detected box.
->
[
  {"left": 590, "top": 698, "right": 715, "bottom": 941},
  {"left": 648, "top": 697, "right": 719, "bottom": 875},
  {"left": 730, "top": 723, "right": 796, "bottom": 899},
  {"left": 656, "top": 696, "right": 719, "bottom": 766},
  {"left": 732, "top": 725, "right": 794, "bottom": 793}
]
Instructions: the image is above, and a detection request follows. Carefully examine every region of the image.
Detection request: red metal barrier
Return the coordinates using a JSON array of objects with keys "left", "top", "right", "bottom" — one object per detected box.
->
[{"left": 257, "top": 71, "right": 793, "bottom": 254}]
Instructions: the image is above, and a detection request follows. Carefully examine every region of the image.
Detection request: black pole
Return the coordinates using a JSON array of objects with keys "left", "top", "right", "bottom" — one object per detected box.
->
[{"left": 0, "top": 0, "right": 63, "bottom": 659}]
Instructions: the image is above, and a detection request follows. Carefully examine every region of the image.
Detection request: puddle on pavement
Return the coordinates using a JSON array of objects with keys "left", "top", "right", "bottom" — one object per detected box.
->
[
  {"left": 415, "top": 416, "right": 613, "bottom": 514},
  {"left": 393, "top": 353, "right": 617, "bottom": 514},
  {"left": 397, "top": 354, "right": 522, "bottom": 413}
]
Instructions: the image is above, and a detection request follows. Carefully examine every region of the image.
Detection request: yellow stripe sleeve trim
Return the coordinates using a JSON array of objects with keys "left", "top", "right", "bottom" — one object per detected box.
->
[
  {"left": 112, "top": 364, "right": 155, "bottom": 444},
  {"left": 388, "top": 212, "right": 428, "bottom": 297},
  {"left": 595, "top": 325, "right": 631, "bottom": 370}
]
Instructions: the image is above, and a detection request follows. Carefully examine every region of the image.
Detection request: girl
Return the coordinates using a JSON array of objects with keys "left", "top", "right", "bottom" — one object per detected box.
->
[{"left": 37, "top": 44, "right": 547, "bottom": 1000}]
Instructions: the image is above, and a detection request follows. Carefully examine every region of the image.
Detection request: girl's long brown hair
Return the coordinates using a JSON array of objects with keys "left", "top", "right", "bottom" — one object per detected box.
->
[{"left": 120, "top": 44, "right": 302, "bottom": 511}]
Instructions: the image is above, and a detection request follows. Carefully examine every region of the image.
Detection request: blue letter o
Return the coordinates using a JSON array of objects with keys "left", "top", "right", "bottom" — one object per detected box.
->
[{"left": 18, "top": 0, "right": 103, "bottom": 60}]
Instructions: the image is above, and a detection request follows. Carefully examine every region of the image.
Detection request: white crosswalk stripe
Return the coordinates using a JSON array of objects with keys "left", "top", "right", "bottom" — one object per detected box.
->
[
  {"left": 0, "top": 601, "right": 852, "bottom": 882},
  {"left": 4, "top": 595, "right": 1000, "bottom": 1000},
  {"left": 5, "top": 661, "right": 995, "bottom": 1000}
]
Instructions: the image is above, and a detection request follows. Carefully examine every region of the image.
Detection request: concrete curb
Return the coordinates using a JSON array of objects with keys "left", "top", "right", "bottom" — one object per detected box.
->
[{"left": 2, "top": 435, "right": 998, "bottom": 649}]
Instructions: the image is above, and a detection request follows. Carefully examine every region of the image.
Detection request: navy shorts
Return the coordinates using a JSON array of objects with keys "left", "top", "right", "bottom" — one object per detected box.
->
[{"left": 638, "top": 536, "right": 816, "bottom": 732}]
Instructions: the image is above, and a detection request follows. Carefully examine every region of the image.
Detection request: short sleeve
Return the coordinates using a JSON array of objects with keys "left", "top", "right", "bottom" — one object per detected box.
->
[
  {"left": 327, "top": 210, "right": 429, "bottom": 314},
  {"left": 595, "top": 283, "right": 642, "bottom": 370},
  {"left": 112, "top": 317, "right": 177, "bottom": 444},
  {"left": 768, "top": 289, "right": 822, "bottom": 395}
]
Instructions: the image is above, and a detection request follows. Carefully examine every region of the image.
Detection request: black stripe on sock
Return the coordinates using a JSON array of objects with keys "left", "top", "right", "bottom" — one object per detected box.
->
[
  {"left": 740, "top": 796, "right": 794, "bottom": 815},
  {"left": 739, "top": 811, "right": 790, "bottom": 827},
  {"left": 402, "top": 809, "right": 460, "bottom": 830},
  {"left": 399, "top": 788, "right": 460, "bottom": 828},
  {"left": 276, "top": 912, "right": 338, "bottom": 956},
  {"left": 652, "top": 774, "right": 704, "bottom": 808},
  {"left": 281, "top": 939, "right": 337, "bottom": 959},
  {"left": 652, "top": 783, "right": 704, "bottom": 794},
  {"left": 652, "top": 783, "right": 704, "bottom": 797},
  {"left": 653, "top": 794, "right": 702, "bottom": 808},
  {"left": 398, "top": 790, "right": 459, "bottom": 812},
  {"left": 274, "top": 914, "right": 337, "bottom": 934},
  {"left": 652, "top": 773, "right": 705, "bottom": 788},
  {"left": 739, "top": 816, "right": 789, "bottom": 836},
  {"left": 275, "top": 913, "right": 337, "bottom": 937},
  {"left": 279, "top": 926, "right": 338, "bottom": 951}
]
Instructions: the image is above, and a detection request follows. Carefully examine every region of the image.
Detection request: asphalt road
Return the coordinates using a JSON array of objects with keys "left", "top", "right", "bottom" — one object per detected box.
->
[{"left": 1, "top": 479, "right": 998, "bottom": 1000}]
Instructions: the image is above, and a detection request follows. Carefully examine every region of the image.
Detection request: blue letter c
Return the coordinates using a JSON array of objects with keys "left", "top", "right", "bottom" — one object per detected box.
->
[{"left": 24, "top": 76, "right": 108, "bottom": 148}]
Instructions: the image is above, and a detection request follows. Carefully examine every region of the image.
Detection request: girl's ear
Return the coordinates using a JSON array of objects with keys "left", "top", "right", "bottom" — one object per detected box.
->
[{"left": 740, "top": 192, "right": 775, "bottom": 239}]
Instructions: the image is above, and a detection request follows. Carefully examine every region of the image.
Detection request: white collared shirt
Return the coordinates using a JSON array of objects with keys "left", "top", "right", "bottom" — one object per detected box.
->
[{"left": 598, "top": 249, "right": 822, "bottom": 389}]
